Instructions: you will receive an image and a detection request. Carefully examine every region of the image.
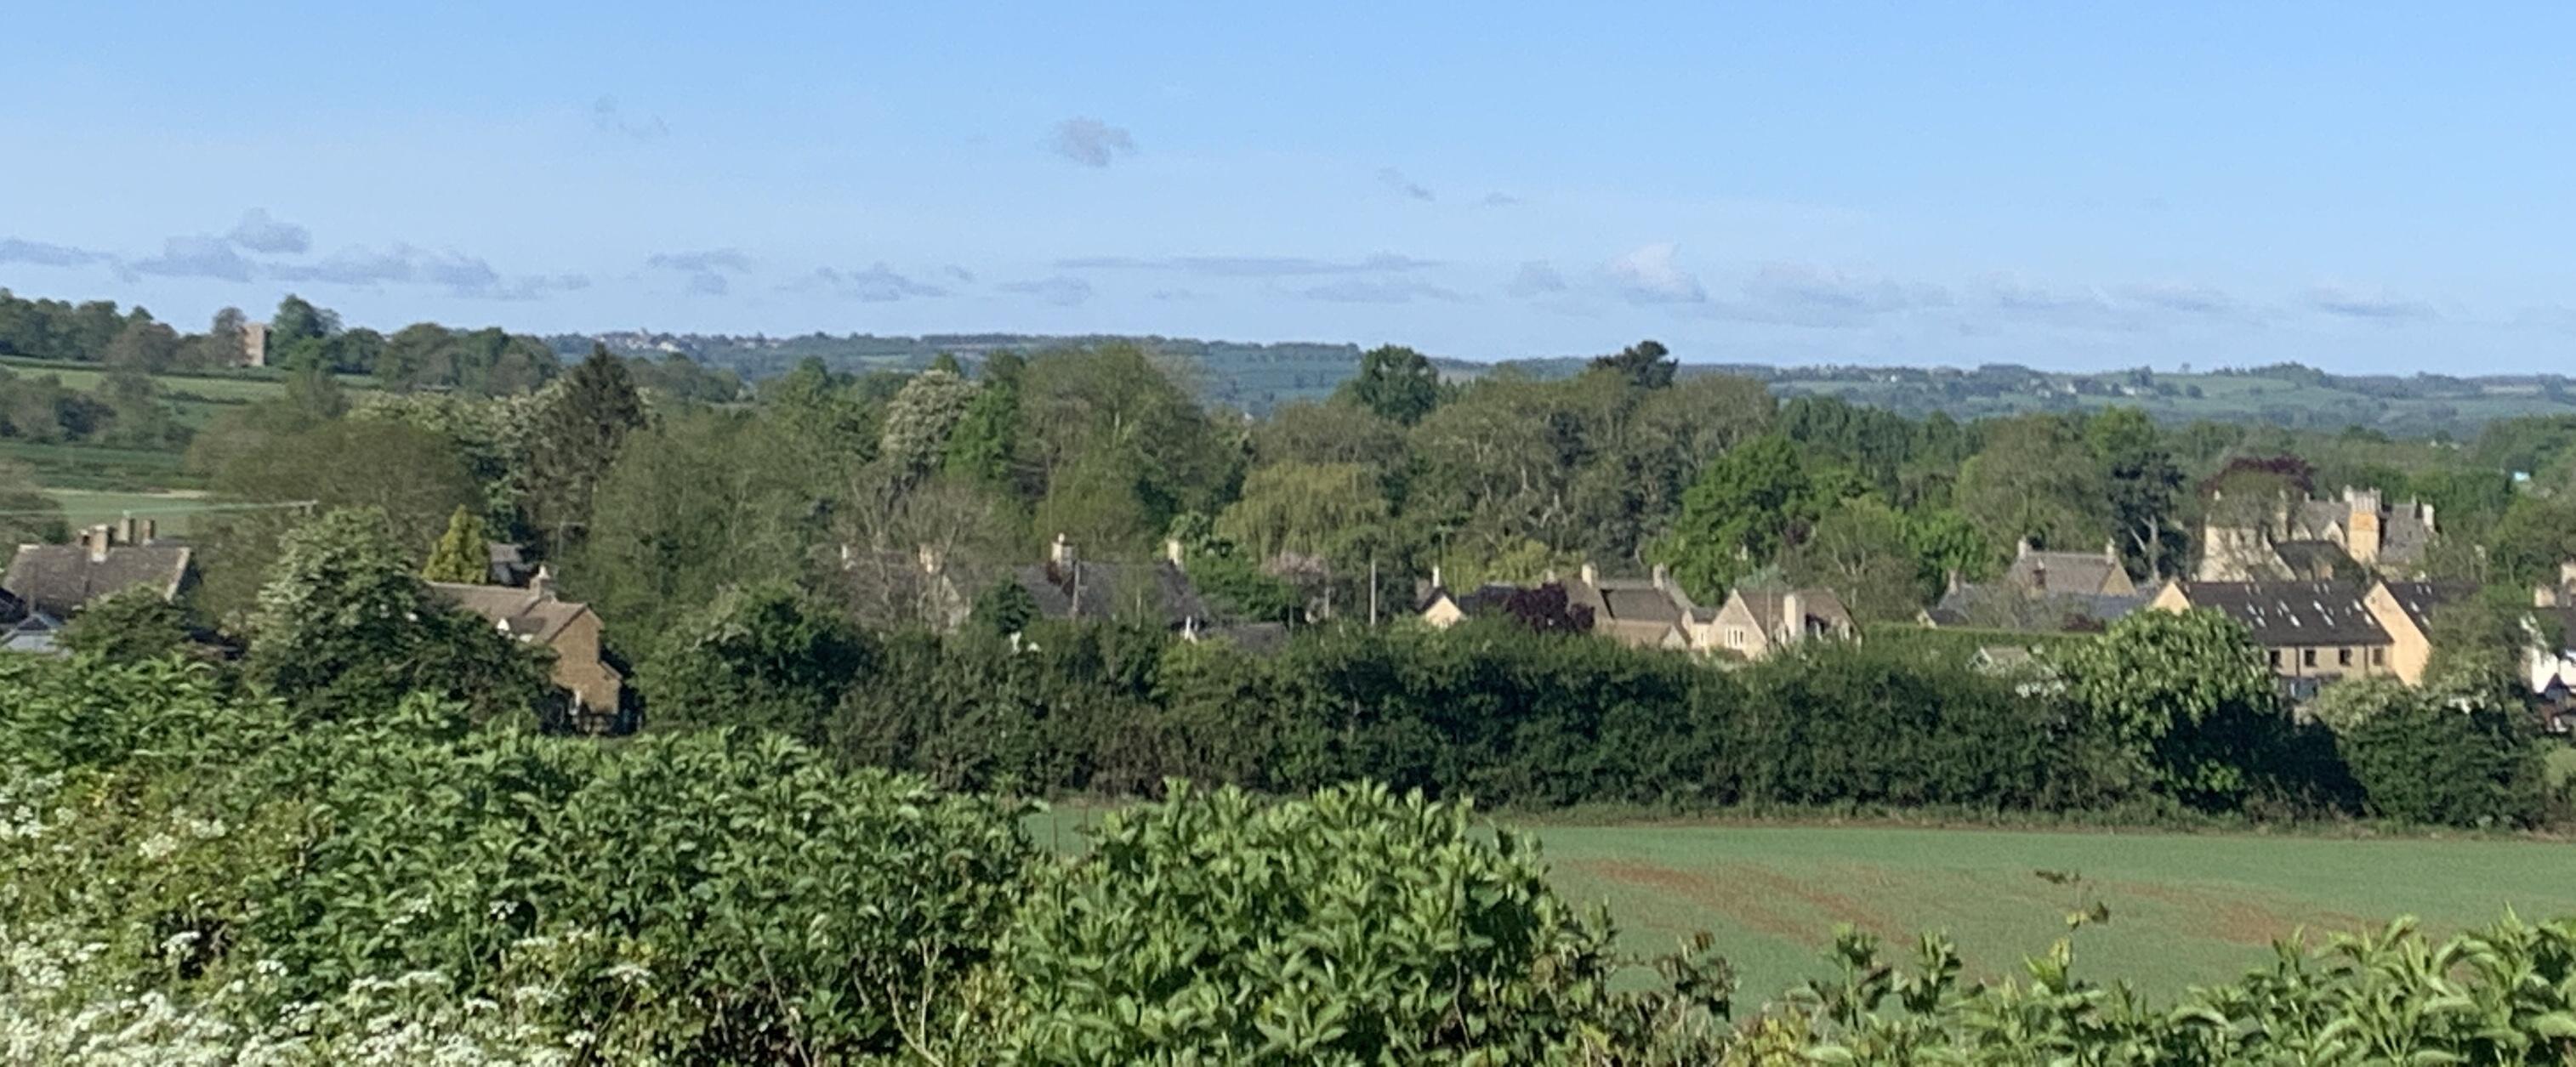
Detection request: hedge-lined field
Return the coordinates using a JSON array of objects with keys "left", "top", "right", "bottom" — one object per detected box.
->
[{"left": 1034, "top": 808, "right": 2576, "bottom": 1002}]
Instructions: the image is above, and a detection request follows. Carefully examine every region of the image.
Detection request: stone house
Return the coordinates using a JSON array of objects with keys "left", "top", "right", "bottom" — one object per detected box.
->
[
  {"left": 1923, "top": 540, "right": 2147, "bottom": 632},
  {"left": 429, "top": 571, "right": 624, "bottom": 723},
  {"left": 1563, "top": 562, "right": 1694, "bottom": 650},
  {"left": 1699, "top": 586, "right": 1857, "bottom": 661},
  {"left": 1011, "top": 534, "right": 1215, "bottom": 635},
  {"left": 2197, "top": 486, "right": 2436, "bottom": 582},
  {"left": 2001, "top": 539, "right": 2137, "bottom": 597},
  {"left": 2147, "top": 578, "right": 2461, "bottom": 701},
  {"left": 3, "top": 522, "right": 194, "bottom": 620}
]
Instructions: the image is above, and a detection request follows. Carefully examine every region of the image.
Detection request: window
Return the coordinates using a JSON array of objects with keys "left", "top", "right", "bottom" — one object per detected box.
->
[
  {"left": 2301, "top": 649, "right": 2317, "bottom": 668},
  {"left": 2338, "top": 648, "right": 2353, "bottom": 667},
  {"left": 2369, "top": 647, "right": 2386, "bottom": 667},
  {"left": 1726, "top": 627, "right": 1747, "bottom": 648},
  {"left": 2267, "top": 650, "right": 2282, "bottom": 669}
]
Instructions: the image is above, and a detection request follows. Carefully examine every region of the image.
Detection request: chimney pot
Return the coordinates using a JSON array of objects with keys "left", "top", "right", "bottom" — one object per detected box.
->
[
  {"left": 1163, "top": 536, "right": 1185, "bottom": 569},
  {"left": 1578, "top": 561, "right": 1598, "bottom": 587},
  {"left": 1651, "top": 563, "right": 1671, "bottom": 590}
]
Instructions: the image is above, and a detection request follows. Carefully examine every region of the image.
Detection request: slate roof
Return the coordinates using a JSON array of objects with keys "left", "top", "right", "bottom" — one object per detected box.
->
[
  {"left": 3, "top": 544, "right": 194, "bottom": 618},
  {"left": 2377, "top": 581, "right": 2473, "bottom": 634},
  {"left": 1015, "top": 559, "right": 1213, "bottom": 629},
  {"left": 1925, "top": 584, "right": 2148, "bottom": 630},
  {"left": 2169, "top": 582, "right": 2388, "bottom": 646},
  {"left": 486, "top": 542, "right": 533, "bottom": 587},
  {"left": 426, "top": 582, "right": 592, "bottom": 643},
  {"left": 2380, "top": 508, "right": 2436, "bottom": 565},
  {"left": 2003, "top": 550, "right": 2126, "bottom": 595}
]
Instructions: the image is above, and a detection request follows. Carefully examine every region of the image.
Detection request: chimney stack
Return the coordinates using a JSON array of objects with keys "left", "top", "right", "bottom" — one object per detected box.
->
[
  {"left": 530, "top": 565, "right": 556, "bottom": 599},
  {"left": 1652, "top": 563, "right": 1671, "bottom": 590},
  {"left": 1578, "top": 561, "right": 1599, "bottom": 587},
  {"left": 81, "top": 525, "right": 112, "bottom": 562},
  {"left": 2016, "top": 537, "right": 2032, "bottom": 559},
  {"left": 1049, "top": 532, "right": 1076, "bottom": 568},
  {"left": 1781, "top": 590, "right": 1805, "bottom": 644},
  {"left": 139, "top": 519, "right": 156, "bottom": 544},
  {"left": 1163, "top": 536, "right": 1186, "bottom": 569},
  {"left": 1430, "top": 563, "right": 1444, "bottom": 590},
  {"left": 116, "top": 515, "right": 137, "bottom": 546}
]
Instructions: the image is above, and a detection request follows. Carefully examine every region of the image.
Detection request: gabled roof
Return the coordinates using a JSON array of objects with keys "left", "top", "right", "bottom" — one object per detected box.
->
[
  {"left": 1729, "top": 587, "right": 1855, "bottom": 636},
  {"left": 2004, "top": 550, "right": 2126, "bottom": 595},
  {"left": 2378, "top": 581, "right": 2473, "bottom": 634},
  {"left": 1015, "top": 559, "right": 1212, "bottom": 628},
  {"left": 1925, "top": 584, "right": 2147, "bottom": 630},
  {"left": 2168, "top": 581, "right": 2387, "bottom": 646},
  {"left": 426, "top": 582, "right": 594, "bottom": 644},
  {"left": 3, "top": 544, "right": 194, "bottom": 618}
]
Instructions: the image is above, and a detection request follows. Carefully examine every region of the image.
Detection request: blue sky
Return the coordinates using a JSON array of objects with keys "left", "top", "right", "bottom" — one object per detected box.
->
[{"left": 6, "top": 3, "right": 2575, "bottom": 372}]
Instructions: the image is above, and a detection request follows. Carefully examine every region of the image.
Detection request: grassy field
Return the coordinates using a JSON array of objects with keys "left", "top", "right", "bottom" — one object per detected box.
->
[
  {"left": 39, "top": 488, "right": 218, "bottom": 536},
  {"left": 1032, "top": 809, "right": 2576, "bottom": 1002}
]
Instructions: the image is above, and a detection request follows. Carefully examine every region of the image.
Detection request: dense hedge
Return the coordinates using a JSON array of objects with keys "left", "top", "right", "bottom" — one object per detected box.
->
[{"left": 830, "top": 620, "right": 2115, "bottom": 814}]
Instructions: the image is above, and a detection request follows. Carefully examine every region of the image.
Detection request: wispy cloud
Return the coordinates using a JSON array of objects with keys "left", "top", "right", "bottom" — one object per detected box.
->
[
  {"left": 1505, "top": 261, "right": 1567, "bottom": 298},
  {"left": 1049, "top": 116, "right": 1136, "bottom": 167},
  {"left": 646, "top": 248, "right": 753, "bottom": 274},
  {"left": 2115, "top": 281, "right": 2240, "bottom": 316},
  {"left": 131, "top": 236, "right": 257, "bottom": 282},
  {"left": 1479, "top": 192, "right": 1523, "bottom": 207},
  {"left": 592, "top": 95, "right": 669, "bottom": 139},
  {"left": 802, "top": 264, "right": 948, "bottom": 302},
  {"left": 2307, "top": 285, "right": 2436, "bottom": 321},
  {"left": 1299, "top": 279, "right": 1465, "bottom": 304},
  {"left": 999, "top": 275, "right": 1095, "bottom": 306},
  {"left": 1604, "top": 242, "right": 1706, "bottom": 304},
  {"left": 1714, "top": 262, "right": 1948, "bottom": 326},
  {"left": 646, "top": 248, "right": 752, "bottom": 298},
  {"left": 226, "top": 208, "right": 310, "bottom": 254},
  {"left": 1375, "top": 167, "right": 1434, "bottom": 201},
  {"left": 1057, "top": 253, "right": 1440, "bottom": 277},
  {"left": 273, "top": 244, "right": 588, "bottom": 300},
  {"left": 0, "top": 237, "right": 110, "bottom": 268}
]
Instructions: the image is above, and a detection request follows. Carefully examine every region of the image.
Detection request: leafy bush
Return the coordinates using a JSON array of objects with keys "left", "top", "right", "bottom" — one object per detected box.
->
[
  {"left": 1005, "top": 781, "right": 1621, "bottom": 1064},
  {"left": 2316, "top": 678, "right": 2550, "bottom": 827},
  {"left": 2, "top": 655, "right": 1035, "bottom": 1064}
]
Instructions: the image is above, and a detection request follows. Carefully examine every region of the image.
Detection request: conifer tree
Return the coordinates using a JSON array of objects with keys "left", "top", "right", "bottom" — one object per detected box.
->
[{"left": 423, "top": 505, "right": 490, "bottom": 584}]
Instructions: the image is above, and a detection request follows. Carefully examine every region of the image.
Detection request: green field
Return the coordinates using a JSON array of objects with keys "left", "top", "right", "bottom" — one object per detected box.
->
[
  {"left": 1032, "top": 809, "right": 2576, "bottom": 1002},
  {"left": 39, "top": 488, "right": 219, "bottom": 536}
]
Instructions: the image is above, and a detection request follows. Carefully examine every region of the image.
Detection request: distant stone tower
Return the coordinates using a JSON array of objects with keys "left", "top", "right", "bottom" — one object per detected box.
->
[{"left": 238, "top": 322, "right": 270, "bottom": 367}]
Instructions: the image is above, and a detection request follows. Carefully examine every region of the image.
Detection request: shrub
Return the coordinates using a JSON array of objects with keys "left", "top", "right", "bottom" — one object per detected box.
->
[{"left": 1005, "top": 781, "right": 1621, "bottom": 1064}]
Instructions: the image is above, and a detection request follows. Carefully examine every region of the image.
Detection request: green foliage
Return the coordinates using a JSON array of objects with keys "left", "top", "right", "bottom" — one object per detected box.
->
[
  {"left": 420, "top": 504, "right": 490, "bottom": 583},
  {"left": 1007, "top": 781, "right": 1620, "bottom": 1064},
  {"left": 0, "top": 455, "right": 64, "bottom": 546},
  {"left": 1333, "top": 343, "right": 1442, "bottom": 425},
  {"left": 877, "top": 366, "right": 979, "bottom": 476},
  {"left": 1652, "top": 435, "right": 1851, "bottom": 599},
  {"left": 54, "top": 587, "right": 196, "bottom": 663},
  {"left": 642, "top": 581, "right": 870, "bottom": 739},
  {"left": 972, "top": 577, "right": 1040, "bottom": 637},
  {"left": 2050, "top": 609, "right": 2340, "bottom": 809},
  {"left": 2317, "top": 678, "right": 2550, "bottom": 827},
  {"left": 247, "top": 508, "right": 551, "bottom": 725},
  {"left": 1588, "top": 338, "right": 1677, "bottom": 390},
  {"left": 0, "top": 656, "right": 1035, "bottom": 1064},
  {"left": 1215, "top": 460, "right": 1389, "bottom": 564},
  {"left": 1955, "top": 414, "right": 2113, "bottom": 553},
  {"left": 524, "top": 343, "right": 646, "bottom": 550}
]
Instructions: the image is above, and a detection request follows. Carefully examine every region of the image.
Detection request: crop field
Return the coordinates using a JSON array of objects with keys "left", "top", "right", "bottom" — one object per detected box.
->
[{"left": 1032, "top": 809, "right": 2576, "bottom": 1001}]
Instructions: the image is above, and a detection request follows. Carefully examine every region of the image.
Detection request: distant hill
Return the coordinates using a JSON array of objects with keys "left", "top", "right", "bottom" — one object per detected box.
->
[{"left": 550, "top": 331, "right": 2576, "bottom": 436}]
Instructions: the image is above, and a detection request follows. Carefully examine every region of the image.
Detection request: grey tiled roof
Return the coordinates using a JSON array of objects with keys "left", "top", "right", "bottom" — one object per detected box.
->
[
  {"left": 3, "top": 544, "right": 193, "bottom": 618},
  {"left": 2170, "top": 582, "right": 2387, "bottom": 646},
  {"left": 1015, "top": 559, "right": 1213, "bottom": 628}
]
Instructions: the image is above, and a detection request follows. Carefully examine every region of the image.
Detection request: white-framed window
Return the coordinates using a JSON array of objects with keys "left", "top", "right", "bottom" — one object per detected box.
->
[{"left": 1726, "top": 627, "right": 1748, "bottom": 648}]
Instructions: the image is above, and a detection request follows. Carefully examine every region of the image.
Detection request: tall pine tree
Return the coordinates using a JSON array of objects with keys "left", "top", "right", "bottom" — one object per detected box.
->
[
  {"left": 423, "top": 505, "right": 491, "bottom": 584},
  {"left": 526, "top": 343, "right": 646, "bottom": 552}
]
